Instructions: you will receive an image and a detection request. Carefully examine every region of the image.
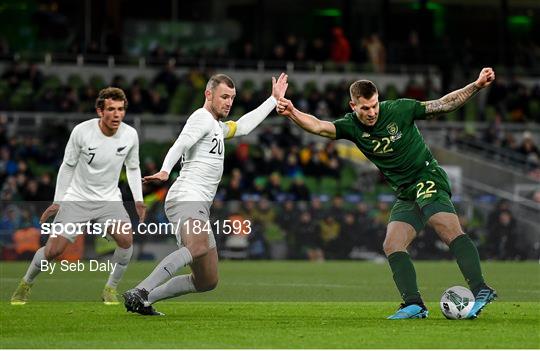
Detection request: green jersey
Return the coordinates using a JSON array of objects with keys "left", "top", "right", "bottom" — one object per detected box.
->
[{"left": 333, "top": 98, "right": 436, "bottom": 191}]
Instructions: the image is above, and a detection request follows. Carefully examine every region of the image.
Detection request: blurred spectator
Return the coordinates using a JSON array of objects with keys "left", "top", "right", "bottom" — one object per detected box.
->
[
  {"left": 483, "top": 113, "right": 504, "bottom": 146},
  {"left": 154, "top": 61, "right": 178, "bottom": 95},
  {"left": 264, "top": 172, "right": 284, "bottom": 201},
  {"left": 284, "top": 151, "right": 302, "bottom": 178},
  {"left": 271, "top": 44, "right": 286, "bottom": 61},
  {"left": 320, "top": 215, "right": 341, "bottom": 258},
  {"left": 284, "top": 34, "right": 299, "bottom": 61},
  {"left": 363, "top": 34, "right": 386, "bottom": 73},
  {"left": 289, "top": 176, "right": 310, "bottom": 201},
  {"left": 501, "top": 132, "right": 518, "bottom": 151},
  {"left": 306, "top": 37, "right": 328, "bottom": 62},
  {"left": 58, "top": 87, "right": 79, "bottom": 112},
  {"left": 517, "top": 131, "right": 540, "bottom": 165},
  {"left": 403, "top": 30, "right": 422, "bottom": 65},
  {"left": 148, "top": 89, "right": 168, "bottom": 114},
  {"left": 372, "top": 200, "right": 391, "bottom": 226},
  {"left": 532, "top": 189, "right": 540, "bottom": 203},
  {"left": 309, "top": 197, "right": 325, "bottom": 224},
  {"left": 240, "top": 42, "right": 256, "bottom": 61},
  {"left": 403, "top": 79, "right": 426, "bottom": 101},
  {"left": 25, "top": 63, "right": 44, "bottom": 91},
  {"left": 486, "top": 210, "right": 519, "bottom": 260},
  {"left": 294, "top": 211, "right": 323, "bottom": 261},
  {"left": 330, "top": 27, "right": 351, "bottom": 63},
  {"left": 224, "top": 177, "right": 243, "bottom": 201}
]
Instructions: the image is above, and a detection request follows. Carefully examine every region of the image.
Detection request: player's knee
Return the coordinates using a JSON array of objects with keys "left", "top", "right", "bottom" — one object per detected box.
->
[
  {"left": 187, "top": 243, "right": 209, "bottom": 259},
  {"left": 433, "top": 223, "right": 462, "bottom": 245},
  {"left": 195, "top": 277, "right": 218, "bottom": 292},
  {"left": 116, "top": 237, "right": 133, "bottom": 249},
  {"left": 382, "top": 239, "right": 395, "bottom": 256},
  {"left": 44, "top": 246, "right": 63, "bottom": 260},
  {"left": 383, "top": 237, "right": 406, "bottom": 256}
]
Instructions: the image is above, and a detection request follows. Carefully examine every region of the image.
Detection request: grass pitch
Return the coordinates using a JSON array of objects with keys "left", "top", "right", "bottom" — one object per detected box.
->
[{"left": 1, "top": 260, "right": 539, "bottom": 348}]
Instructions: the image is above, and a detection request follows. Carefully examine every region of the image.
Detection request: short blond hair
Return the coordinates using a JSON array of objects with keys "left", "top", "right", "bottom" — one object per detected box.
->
[
  {"left": 206, "top": 74, "right": 235, "bottom": 91},
  {"left": 349, "top": 80, "right": 378, "bottom": 101}
]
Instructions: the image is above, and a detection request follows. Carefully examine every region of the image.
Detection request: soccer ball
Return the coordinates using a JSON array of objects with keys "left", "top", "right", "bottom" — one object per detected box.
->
[{"left": 440, "top": 286, "right": 475, "bottom": 320}]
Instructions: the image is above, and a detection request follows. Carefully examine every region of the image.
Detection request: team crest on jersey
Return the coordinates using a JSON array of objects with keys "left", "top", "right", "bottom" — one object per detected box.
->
[
  {"left": 386, "top": 122, "right": 402, "bottom": 141},
  {"left": 386, "top": 122, "right": 398, "bottom": 135}
]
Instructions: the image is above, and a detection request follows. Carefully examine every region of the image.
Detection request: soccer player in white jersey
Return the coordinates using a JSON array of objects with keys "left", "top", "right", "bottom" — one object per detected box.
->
[
  {"left": 122, "top": 73, "right": 288, "bottom": 315},
  {"left": 11, "top": 87, "right": 146, "bottom": 305}
]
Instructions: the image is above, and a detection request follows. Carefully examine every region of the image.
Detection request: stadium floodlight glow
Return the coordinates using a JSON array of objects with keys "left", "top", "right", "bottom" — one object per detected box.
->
[
  {"left": 314, "top": 8, "right": 342, "bottom": 17},
  {"left": 508, "top": 15, "right": 532, "bottom": 28}
]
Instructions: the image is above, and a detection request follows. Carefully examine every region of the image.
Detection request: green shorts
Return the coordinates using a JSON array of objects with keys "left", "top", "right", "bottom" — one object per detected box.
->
[{"left": 389, "top": 165, "right": 456, "bottom": 232}]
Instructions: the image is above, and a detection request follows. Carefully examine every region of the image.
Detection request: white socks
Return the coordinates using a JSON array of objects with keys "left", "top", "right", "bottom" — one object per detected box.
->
[
  {"left": 23, "top": 247, "right": 46, "bottom": 284},
  {"left": 136, "top": 247, "right": 193, "bottom": 292},
  {"left": 105, "top": 246, "right": 133, "bottom": 288},
  {"left": 147, "top": 274, "right": 197, "bottom": 304}
]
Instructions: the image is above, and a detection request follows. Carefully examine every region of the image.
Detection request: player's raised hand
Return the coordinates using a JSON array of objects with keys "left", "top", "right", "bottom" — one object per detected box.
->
[
  {"left": 142, "top": 170, "right": 169, "bottom": 183},
  {"left": 475, "top": 67, "right": 495, "bottom": 89},
  {"left": 276, "top": 97, "right": 294, "bottom": 117},
  {"left": 271, "top": 73, "right": 288, "bottom": 100},
  {"left": 40, "top": 203, "right": 60, "bottom": 224},
  {"left": 135, "top": 201, "right": 146, "bottom": 222}
]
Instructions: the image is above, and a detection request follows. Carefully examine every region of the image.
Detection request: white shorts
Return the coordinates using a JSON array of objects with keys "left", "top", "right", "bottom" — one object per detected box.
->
[
  {"left": 164, "top": 200, "right": 216, "bottom": 249},
  {"left": 53, "top": 201, "right": 131, "bottom": 243}
]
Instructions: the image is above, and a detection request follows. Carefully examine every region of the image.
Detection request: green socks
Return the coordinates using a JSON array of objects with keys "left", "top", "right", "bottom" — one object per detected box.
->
[
  {"left": 387, "top": 235, "right": 485, "bottom": 304},
  {"left": 449, "top": 234, "right": 485, "bottom": 292},
  {"left": 387, "top": 251, "right": 422, "bottom": 304}
]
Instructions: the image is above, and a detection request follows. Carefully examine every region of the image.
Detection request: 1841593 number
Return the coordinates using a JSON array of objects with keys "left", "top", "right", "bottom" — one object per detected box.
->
[{"left": 184, "top": 219, "right": 251, "bottom": 235}]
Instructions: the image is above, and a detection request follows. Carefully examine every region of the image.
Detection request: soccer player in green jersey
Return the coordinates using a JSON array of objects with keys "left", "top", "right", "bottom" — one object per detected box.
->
[{"left": 276, "top": 67, "right": 497, "bottom": 319}]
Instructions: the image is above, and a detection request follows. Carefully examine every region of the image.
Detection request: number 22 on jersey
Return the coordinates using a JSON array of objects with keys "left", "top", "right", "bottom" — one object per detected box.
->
[{"left": 371, "top": 137, "right": 393, "bottom": 154}]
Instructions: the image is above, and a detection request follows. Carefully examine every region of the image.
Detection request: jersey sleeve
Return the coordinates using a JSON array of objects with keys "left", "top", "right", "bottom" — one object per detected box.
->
[
  {"left": 124, "top": 129, "right": 140, "bottom": 169},
  {"left": 160, "top": 111, "right": 214, "bottom": 174},
  {"left": 63, "top": 125, "right": 82, "bottom": 167},
  {"left": 182, "top": 111, "right": 214, "bottom": 140},
  {"left": 333, "top": 116, "right": 353, "bottom": 140},
  {"left": 396, "top": 98, "right": 427, "bottom": 122}
]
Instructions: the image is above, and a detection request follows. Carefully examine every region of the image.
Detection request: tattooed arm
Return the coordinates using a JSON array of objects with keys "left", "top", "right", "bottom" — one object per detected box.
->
[{"left": 422, "top": 67, "right": 495, "bottom": 117}]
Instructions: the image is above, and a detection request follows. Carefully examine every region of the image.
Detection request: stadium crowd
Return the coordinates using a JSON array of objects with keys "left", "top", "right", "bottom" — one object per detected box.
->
[
  {"left": 2, "top": 62, "right": 540, "bottom": 123},
  {"left": 1, "top": 112, "right": 536, "bottom": 261}
]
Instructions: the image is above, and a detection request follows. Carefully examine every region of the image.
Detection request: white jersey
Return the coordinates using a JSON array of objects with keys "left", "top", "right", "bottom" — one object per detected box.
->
[
  {"left": 62, "top": 119, "right": 140, "bottom": 201},
  {"left": 167, "top": 108, "right": 230, "bottom": 202}
]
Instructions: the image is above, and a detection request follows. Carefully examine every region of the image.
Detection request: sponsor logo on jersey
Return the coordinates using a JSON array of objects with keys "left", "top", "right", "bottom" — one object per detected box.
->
[
  {"left": 116, "top": 145, "right": 127, "bottom": 156},
  {"left": 362, "top": 132, "right": 370, "bottom": 138},
  {"left": 390, "top": 132, "right": 402, "bottom": 142},
  {"left": 88, "top": 146, "right": 97, "bottom": 150}
]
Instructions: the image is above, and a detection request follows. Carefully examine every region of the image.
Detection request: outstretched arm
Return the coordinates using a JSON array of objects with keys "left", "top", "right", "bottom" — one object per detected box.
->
[
  {"left": 422, "top": 67, "right": 495, "bottom": 116},
  {"left": 276, "top": 97, "right": 336, "bottom": 139},
  {"left": 225, "top": 73, "right": 288, "bottom": 138},
  {"left": 143, "top": 115, "right": 213, "bottom": 183}
]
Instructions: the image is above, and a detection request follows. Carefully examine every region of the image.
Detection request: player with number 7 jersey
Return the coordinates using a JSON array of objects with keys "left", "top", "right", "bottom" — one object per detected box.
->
[{"left": 11, "top": 87, "right": 146, "bottom": 306}]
